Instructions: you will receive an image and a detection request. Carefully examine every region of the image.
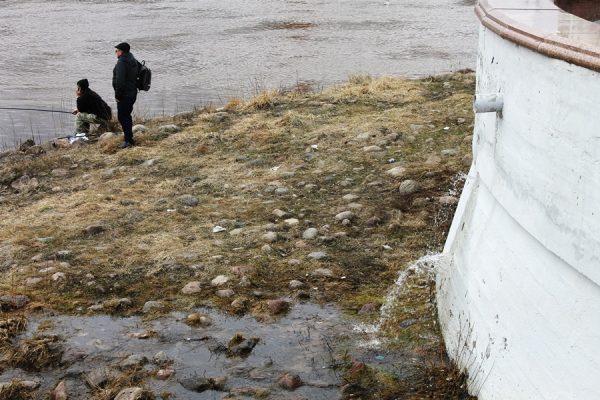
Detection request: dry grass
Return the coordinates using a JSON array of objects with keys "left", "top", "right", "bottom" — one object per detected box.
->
[
  {"left": 0, "top": 380, "right": 35, "bottom": 400},
  {"left": 5, "top": 334, "right": 62, "bottom": 371},
  {"left": 0, "top": 72, "right": 475, "bottom": 396}
]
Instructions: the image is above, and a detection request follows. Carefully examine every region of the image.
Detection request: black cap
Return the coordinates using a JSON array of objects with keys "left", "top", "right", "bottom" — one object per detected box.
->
[
  {"left": 115, "top": 42, "right": 130, "bottom": 53},
  {"left": 77, "top": 79, "right": 89, "bottom": 90}
]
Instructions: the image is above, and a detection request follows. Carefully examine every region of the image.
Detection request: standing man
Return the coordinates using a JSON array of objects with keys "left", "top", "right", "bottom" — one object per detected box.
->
[{"left": 113, "top": 42, "right": 138, "bottom": 149}]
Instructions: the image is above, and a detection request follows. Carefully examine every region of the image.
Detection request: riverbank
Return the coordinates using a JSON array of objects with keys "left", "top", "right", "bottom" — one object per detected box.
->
[{"left": 0, "top": 72, "right": 476, "bottom": 399}]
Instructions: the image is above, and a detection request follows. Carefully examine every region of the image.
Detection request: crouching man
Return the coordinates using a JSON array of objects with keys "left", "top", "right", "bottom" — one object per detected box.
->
[{"left": 72, "top": 78, "right": 112, "bottom": 134}]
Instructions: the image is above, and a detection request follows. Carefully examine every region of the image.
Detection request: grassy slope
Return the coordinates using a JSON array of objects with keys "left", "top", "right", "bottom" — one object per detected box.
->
[{"left": 0, "top": 72, "right": 476, "bottom": 398}]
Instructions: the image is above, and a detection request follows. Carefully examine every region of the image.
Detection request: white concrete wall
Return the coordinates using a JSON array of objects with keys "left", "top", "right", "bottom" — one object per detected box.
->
[{"left": 437, "top": 24, "right": 600, "bottom": 400}]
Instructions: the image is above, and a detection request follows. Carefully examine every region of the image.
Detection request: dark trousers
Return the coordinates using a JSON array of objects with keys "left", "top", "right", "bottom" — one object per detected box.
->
[{"left": 117, "top": 95, "right": 136, "bottom": 143}]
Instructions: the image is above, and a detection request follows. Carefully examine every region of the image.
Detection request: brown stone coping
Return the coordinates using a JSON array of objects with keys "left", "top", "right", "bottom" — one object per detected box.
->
[{"left": 476, "top": 0, "right": 600, "bottom": 72}]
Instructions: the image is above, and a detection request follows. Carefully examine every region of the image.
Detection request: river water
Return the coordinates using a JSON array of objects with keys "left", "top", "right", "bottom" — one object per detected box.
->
[{"left": 0, "top": 0, "right": 477, "bottom": 147}]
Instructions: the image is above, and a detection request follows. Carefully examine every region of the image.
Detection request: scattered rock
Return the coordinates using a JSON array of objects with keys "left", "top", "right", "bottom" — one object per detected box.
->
[
  {"left": 335, "top": 211, "right": 354, "bottom": 222},
  {"left": 156, "top": 368, "right": 175, "bottom": 380},
  {"left": 132, "top": 124, "right": 147, "bottom": 134},
  {"left": 400, "top": 318, "right": 419, "bottom": 328},
  {"left": 51, "top": 380, "right": 68, "bottom": 400},
  {"left": 114, "top": 387, "right": 150, "bottom": 400},
  {"left": 358, "top": 303, "right": 380, "bottom": 314},
  {"left": 51, "top": 168, "right": 68, "bottom": 177},
  {"left": 441, "top": 148, "right": 458, "bottom": 157},
  {"left": 142, "top": 158, "right": 159, "bottom": 167},
  {"left": 277, "top": 373, "right": 303, "bottom": 390},
  {"left": 262, "top": 232, "right": 278, "bottom": 243},
  {"left": 307, "top": 251, "right": 328, "bottom": 261},
  {"left": 82, "top": 224, "right": 107, "bottom": 237},
  {"left": 85, "top": 367, "right": 117, "bottom": 388},
  {"left": 342, "top": 194, "right": 359, "bottom": 202},
  {"left": 52, "top": 272, "right": 66, "bottom": 281},
  {"left": 228, "top": 333, "right": 260, "bottom": 357},
  {"left": 181, "top": 281, "right": 202, "bottom": 295},
  {"left": 311, "top": 268, "right": 335, "bottom": 278},
  {"left": 302, "top": 228, "right": 318, "bottom": 240},
  {"left": 152, "top": 351, "right": 169, "bottom": 366},
  {"left": 211, "top": 275, "right": 229, "bottom": 286},
  {"left": 266, "top": 299, "right": 290, "bottom": 315},
  {"left": 25, "top": 277, "right": 42, "bottom": 286},
  {"left": 119, "top": 354, "right": 148, "bottom": 370},
  {"left": 439, "top": 196, "right": 459, "bottom": 205},
  {"left": 216, "top": 289, "right": 235, "bottom": 298},
  {"left": 176, "top": 194, "right": 199, "bottom": 207},
  {"left": 386, "top": 166, "right": 406, "bottom": 177},
  {"left": 186, "top": 313, "right": 212, "bottom": 327},
  {"left": 272, "top": 209, "right": 290, "bottom": 218},
  {"left": 159, "top": 124, "right": 181, "bottom": 134},
  {"left": 362, "top": 145, "right": 382, "bottom": 152},
  {"left": 398, "top": 180, "right": 419, "bottom": 195},
  {"left": 0, "top": 294, "right": 30, "bottom": 311},
  {"left": 284, "top": 218, "right": 299, "bottom": 226},
  {"left": 289, "top": 280, "right": 304, "bottom": 289},
  {"left": 142, "top": 301, "right": 164, "bottom": 313},
  {"left": 274, "top": 187, "right": 289, "bottom": 195},
  {"left": 179, "top": 376, "right": 212, "bottom": 393},
  {"left": 98, "top": 132, "right": 117, "bottom": 143},
  {"left": 11, "top": 175, "right": 39, "bottom": 192}
]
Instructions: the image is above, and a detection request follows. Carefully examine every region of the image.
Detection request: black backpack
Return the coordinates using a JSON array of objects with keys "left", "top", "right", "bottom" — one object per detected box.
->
[{"left": 137, "top": 60, "right": 151, "bottom": 91}]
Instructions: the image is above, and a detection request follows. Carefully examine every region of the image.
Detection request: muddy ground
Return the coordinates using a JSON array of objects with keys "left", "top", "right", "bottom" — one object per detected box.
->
[{"left": 0, "top": 72, "right": 476, "bottom": 399}]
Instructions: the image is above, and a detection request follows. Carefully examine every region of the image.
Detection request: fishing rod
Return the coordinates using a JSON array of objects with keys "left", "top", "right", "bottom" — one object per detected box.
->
[{"left": 0, "top": 107, "right": 73, "bottom": 115}]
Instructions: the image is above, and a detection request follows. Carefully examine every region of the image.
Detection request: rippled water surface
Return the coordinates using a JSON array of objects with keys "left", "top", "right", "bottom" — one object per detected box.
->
[{"left": 0, "top": 0, "right": 477, "bottom": 146}]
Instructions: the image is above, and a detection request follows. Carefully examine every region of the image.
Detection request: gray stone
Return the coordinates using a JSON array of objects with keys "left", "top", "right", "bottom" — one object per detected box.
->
[
  {"left": 386, "top": 166, "right": 406, "bottom": 177},
  {"left": 289, "top": 280, "right": 304, "bottom": 289},
  {"left": 342, "top": 194, "right": 359, "bottom": 202},
  {"left": 0, "top": 294, "right": 30, "bottom": 311},
  {"left": 83, "top": 224, "right": 107, "bottom": 237},
  {"left": 114, "top": 387, "right": 146, "bottom": 400},
  {"left": 179, "top": 375, "right": 212, "bottom": 392},
  {"left": 216, "top": 289, "right": 235, "bottom": 298},
  {"left": 181, "top": 281, "right": 202, "bottom": 295},
  {"left": 142, "top": 301, "right": 164, "bottom": 313},
  {"left": 52, "top": 272, "right": 66, "bottom": 281},
  {"left": 335, "top": 211, "right": 354, "bottom": 222},
  {"left": 142, "top": 158, "right": 159, "bottom": 167},
  {"left": 441, "top": 148, "right": 458, "bottom": 157},
  {"left": 274, "top": 187, "right": 289, "bottom": 195},
  {"left": 439, "top": 196, "right": 459, "bottom": 205},
  {"left": 302, "top": 228, "right": 318, "bottom": 240},
  {"left": 307, "top": 251, "right": 328, "bottom": 261},
  {"left": 272, "top": 209, "right": 289, "bottom": 218},
  {"left": 132, "top": 124, "right": 147, "bottom": 134},
  {"left": 119, "top": 354, "right": 148, "bottom": 370},
  {"left": 211, "top": 275, "right": 229, "bottom": 286},
  {"left": 398, "top": 180, "right": 419, "bottom": 195},
  {"left": 159, "top": 124, "right": 181, "bottom": 134},
  {"left": 362, "top": 145, "right": 382, "bottom": 152},
  {"left": 51, "top": 168, "right": 68, "bottom": 177},
  {"left": 98, "top": 132, "right": 117, "bottom": 143},
  {"left": 177, "top": 194, "right": 199, "bottom": 207},
  {"left": 262, "top": 232, "right": 278, "bottom": 243},
  {"left": 311, "top": 268, "right": 334, "bottom": 278},
  {"left": 153, "top": 351, "right": 169, "bottom": 366}
]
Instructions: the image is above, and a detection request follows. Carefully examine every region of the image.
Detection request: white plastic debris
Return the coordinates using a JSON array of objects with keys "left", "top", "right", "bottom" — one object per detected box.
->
[{"left": 212, "top": 226, "right": 227, "bottom": 233}]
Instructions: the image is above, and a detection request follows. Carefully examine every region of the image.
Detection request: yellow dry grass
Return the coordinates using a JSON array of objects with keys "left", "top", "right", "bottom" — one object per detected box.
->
[{"left": 0, "top": 72, "right": 475, "bottom": 320}]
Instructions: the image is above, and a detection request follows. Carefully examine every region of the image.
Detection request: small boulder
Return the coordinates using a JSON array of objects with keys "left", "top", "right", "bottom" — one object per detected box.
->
[
  {"left": 277, "top": 373, "right": 303, "bottom": 390},
  {"left": 261, "top": 232, "right": 278, "bottom": 243},
  {"left": 386, "top": 166, "right": 406, "bottom": 177},
  {"left": 211, "top": 275, "right": 229, "bottom": 286},
  {"left": 266, "top": 299, "right": 290, "bottom": 315},
  {"left": 142, "top": 301, "right": 164, "bottom": 313},
  {"left": 307, "top": 251, "right": 328, "bottom": 261},
  {"left": 335, "top": 211, "right": 354, "bottom": 222},
  {"left": 311, "top": 268, "right": 334, "bottom": 278},
  {"left": 181, "top": 281, "right": 202, "bottom": 295},
  {"left": 176, "top": 194, "right": 199, "bottom": 207},
  {"left": 302, "top": 228, "right": 318, "bottom": 240},
  {"left": 159, "top": 124, "right": 181, "bottom": 134},
  {"left": 398, "top": 180, "right": 419, "bottom": 195}
]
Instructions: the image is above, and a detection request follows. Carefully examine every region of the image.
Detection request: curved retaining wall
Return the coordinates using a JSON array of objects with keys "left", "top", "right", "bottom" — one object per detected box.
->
[{"left": 437, "top": 1, "right": 600, "bottom": 398}]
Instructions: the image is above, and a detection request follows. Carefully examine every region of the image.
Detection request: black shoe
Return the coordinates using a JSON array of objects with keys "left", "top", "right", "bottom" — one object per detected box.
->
[{"left": 117, "top": 141, "right": 134, "bottom": 149}]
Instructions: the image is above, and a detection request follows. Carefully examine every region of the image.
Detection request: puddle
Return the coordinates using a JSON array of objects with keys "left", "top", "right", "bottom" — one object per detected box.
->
[{"left": 1, "top": 303, "right": 352, "bottom": 399}]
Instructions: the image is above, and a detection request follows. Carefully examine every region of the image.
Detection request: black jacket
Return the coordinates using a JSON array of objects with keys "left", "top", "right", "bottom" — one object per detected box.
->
[
  {"left": 112, "top": 52, "right": 138, "bottom": 99},
  {"left": 77, "top": 89, "right": 112, "bottom": 120}
]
